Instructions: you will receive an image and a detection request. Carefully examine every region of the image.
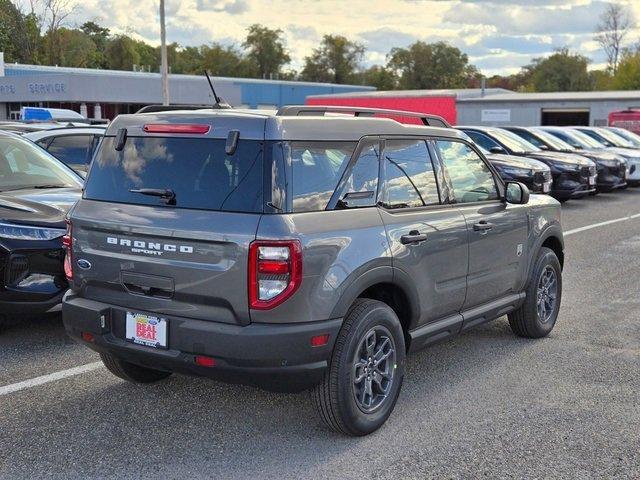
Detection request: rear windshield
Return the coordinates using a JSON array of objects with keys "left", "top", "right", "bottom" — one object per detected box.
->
[{"left": 84, "top": 137, "right": 263, "bottom": 213}]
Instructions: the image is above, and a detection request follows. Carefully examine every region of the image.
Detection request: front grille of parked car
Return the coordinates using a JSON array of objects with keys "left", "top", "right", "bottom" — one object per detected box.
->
[
  {"left": 580, "top": 166, "right": 592, "bottom": 177},
  {"left": 6, "top": 255, "right": 29, "bottom": 286}
]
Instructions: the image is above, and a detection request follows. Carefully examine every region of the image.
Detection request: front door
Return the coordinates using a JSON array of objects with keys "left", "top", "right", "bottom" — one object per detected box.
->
[{"left": 434, "top": 139, "right": 528, "bottom": 309}]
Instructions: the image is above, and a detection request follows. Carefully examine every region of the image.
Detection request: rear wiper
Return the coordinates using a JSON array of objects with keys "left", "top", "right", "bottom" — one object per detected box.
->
[{"left": 129, "top": 188, "right": 176, "bottom": 205}]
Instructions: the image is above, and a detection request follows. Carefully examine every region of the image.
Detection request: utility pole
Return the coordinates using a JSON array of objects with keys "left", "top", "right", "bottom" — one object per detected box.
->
[{"left": 159, "top": 0, "right": 169, "bottom": 105}]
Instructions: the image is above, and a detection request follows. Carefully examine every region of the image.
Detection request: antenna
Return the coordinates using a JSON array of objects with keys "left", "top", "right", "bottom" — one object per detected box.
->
[{"left": 204, "top": 70, "right": 231, "bottom": 109}]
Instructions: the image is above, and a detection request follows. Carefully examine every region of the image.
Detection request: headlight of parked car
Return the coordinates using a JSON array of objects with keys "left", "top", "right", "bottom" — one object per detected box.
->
[
  {"left": 550, "top": 162, "right": 580, "bottom": 173},
  {"left": 500, "top": 166, "right": 533, "bottom": 178},
  {"left": 0, "top": 222, "right": 66, "bottom": 241},
  {"left": 598, "top": 158, "right": 621, "bottom": 168}
]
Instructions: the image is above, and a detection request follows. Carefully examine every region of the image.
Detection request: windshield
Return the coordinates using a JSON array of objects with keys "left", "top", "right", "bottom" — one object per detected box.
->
[
  {"left": 568, "top": 129, "right": 607, "bottom": 149},
  {"left": 611, "top": 128, "right": 640, "bottom": 147},
  {"left": 593, "top": 128, "right": 633, "bottom": 147},
  {"left": 488, "top": 128, "right": 541, "bottom": 154},
  {"left": 0, "top": 136, "right": 82, "bottom": 192},
  {"left": 530, "top": 128, "right": 576, "bottom": 151},
  {"left": 84, "top": 137, "right": 264, "bottom": 213}
]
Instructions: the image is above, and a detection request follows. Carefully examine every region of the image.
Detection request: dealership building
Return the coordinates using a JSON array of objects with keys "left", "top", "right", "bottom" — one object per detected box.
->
[
  {"left": 308, "top": 88, "right": 640, "bottom": 127},
  {"left": 0, "top": 60, "right": 374, "bottom": 121}
]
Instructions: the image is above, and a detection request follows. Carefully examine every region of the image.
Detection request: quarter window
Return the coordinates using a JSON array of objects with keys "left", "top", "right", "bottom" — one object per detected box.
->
[
  {"left": 437, "top": 140, "right": 499, "bottom": 204},
  {"left": 46, "top": 135, "right": 93, "bottom": 167},
  {"left": 290, "top": 142, "right": 357, "bottom": 212},
  {"left": 335, "top": 139, "right": 380, "bottom": 209},
  {"left": 380, "top": 139, "right": 439, "bottom": 209}
]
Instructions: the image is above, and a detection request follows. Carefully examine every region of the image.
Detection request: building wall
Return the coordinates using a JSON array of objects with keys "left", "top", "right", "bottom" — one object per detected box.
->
[
  {"left": 0, "top": 65, "right": 374, "bottom": 119},
  {"left": 457, "top": 99, "right": 640, "bottom": 127},
  {"left": 306, "top": 95, "right": 458, "bottom": 125}
]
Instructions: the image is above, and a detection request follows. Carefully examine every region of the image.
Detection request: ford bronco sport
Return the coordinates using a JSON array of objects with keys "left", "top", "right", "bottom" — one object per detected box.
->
[{"left": 62, "top": 105, "right": 564, "bottom": 436}]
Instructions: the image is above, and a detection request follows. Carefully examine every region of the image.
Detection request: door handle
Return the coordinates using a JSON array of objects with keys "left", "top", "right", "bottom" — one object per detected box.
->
[
  {"left": 473, "top": 221, "right": 494, "bottom": 232},
  {"left": 400, "top": 230, "right": 428, "bottom": 245}
]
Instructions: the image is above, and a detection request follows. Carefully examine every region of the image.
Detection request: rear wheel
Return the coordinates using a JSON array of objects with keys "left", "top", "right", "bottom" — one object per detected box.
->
[
  {"left": 311, "top": 298, "right": 406, "bottom": 436},
  {"left": 100, "top": 352, "right": 172, "bottom": 383},
  {"left": 508, "top": 247, "right": 562, "bottom": 338}
]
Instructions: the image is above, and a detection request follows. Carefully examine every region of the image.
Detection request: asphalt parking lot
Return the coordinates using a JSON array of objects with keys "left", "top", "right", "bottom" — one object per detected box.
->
[{"left": 1, "top": 189, "right": 639, "bottom": 479}]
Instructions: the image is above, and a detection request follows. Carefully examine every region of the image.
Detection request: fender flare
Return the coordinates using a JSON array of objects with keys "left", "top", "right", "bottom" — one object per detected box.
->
[
  {"left": 526, "top": 224, "right": 564, "bottom": 280},
  {"left": 328, "top": 265, "right": 421, "bottom": 331}
]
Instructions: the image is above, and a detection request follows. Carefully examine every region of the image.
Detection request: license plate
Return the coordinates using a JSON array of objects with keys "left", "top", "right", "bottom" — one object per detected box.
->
[
  {"left": 589, "top": 175, "right": 596, "bottom": 186},
  {"left": 543, "top": 182, "right": 551, "bottom": 193},
  {"left": 126, "top": 312, "right": 168, "bottom": 349}
]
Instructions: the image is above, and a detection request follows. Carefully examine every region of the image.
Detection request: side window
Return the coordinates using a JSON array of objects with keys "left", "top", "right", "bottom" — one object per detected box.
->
[
  {"left": 437, "top": 140, "right": 499, "bottom": 204},
  {"left": 46, "top": 135, "right": 92, "bottom": 167},
  {"left": 290, "top": 141, "right": 357, "bottom": 213},
  {"left": 335, "top": 139, "right": 380, "bottom": 209},
  {"left": 380, "top": 139, "right": 439, "bottom": 209},
  {"left": 465, "top": 131, "right": 500, "bottom": 151}
]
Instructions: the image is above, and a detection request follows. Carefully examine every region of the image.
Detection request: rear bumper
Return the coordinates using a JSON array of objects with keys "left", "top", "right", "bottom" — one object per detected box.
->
[
  {"left": 0, "top": 290, "right": 65, "bottom": 319},
  {"left": 62, "top": 293, "right": 342, "bottom": 392}
]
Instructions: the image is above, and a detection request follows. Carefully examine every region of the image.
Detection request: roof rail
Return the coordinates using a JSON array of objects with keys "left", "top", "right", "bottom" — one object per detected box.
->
[
  {"left": 136, "top": 104, "right": 216, "bottom": 114},
  {"left": 276, "top": 105, "right": 451, "bottom": 128}
]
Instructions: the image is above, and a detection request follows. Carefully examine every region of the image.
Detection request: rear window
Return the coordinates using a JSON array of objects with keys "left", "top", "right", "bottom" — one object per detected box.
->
[{"left": 84, "top": 137, "right": 263, "bottom": 213}]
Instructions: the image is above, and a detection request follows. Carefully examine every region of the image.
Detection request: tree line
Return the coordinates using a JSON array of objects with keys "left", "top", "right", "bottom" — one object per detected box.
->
[{"left": 1, "top": 0, "right": 639, "bottom": 91}]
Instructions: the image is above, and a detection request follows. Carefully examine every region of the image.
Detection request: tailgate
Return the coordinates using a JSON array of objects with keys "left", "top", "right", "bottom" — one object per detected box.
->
[{"left": 71, "top": 200, "right": 259, "bottom": 326}]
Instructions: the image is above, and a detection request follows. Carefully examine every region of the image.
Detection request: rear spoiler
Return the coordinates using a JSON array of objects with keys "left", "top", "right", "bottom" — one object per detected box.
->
[{"left": 276, "top": 105, "right": 451, "bottom": 128}]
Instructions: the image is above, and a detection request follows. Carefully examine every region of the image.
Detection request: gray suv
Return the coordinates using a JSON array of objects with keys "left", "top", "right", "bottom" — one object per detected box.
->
[{"left": 62, "top": 106, "right": 564, "bottom": 436}]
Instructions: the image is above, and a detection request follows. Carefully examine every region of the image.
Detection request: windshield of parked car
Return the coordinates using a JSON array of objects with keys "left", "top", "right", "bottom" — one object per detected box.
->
[
  {"left": 0, "top": 136, "right": 82, "bottom": 192},
  {"left": 593, "top": 128, "right": 634, "bottom": 147},
  {"left": 611, "top": 128, "right": 640, "bottom": 147},
  {"left": 530, "top": 128, "right": 576, "bottom": 151},
  {"left": 568, "top": 129, "right": 607, "bottom": 149},
  {"left": 488, "top": 128, "right": 541, "bottom": 154}
]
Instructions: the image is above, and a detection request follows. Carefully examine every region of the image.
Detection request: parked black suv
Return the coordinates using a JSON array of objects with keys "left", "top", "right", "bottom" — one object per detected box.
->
[
  {"left": 63, "top": 106, "right": 564, "bottom": 435},
  {"left": 505, "top": 126, "right": 629, "bottom": 191},
  {"left": 459, "top": 126, "right": 596, "bottom": 201},
  {"left": 0, "top": 131, "right": 83, "bottom": 325}
]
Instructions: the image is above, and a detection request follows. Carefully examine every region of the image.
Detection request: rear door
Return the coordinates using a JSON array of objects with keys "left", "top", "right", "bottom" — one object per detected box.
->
[
  {"left": 73, "top": 129, "right": 265, "bottom": 326},
  {"left": 434, "top": 139, "right": 528, "bottom": 309},
  {"left": 377, "top": 138, "right": 468, "bottom": 327}
]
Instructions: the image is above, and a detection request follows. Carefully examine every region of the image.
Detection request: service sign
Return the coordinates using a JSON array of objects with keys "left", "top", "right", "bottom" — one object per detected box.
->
[{"left": 481, "top": 109, "right": 511, "bottom": 122}]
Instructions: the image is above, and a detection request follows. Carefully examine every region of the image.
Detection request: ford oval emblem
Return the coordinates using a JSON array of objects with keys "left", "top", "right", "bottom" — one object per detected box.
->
[{"left": 77, "top": 259, "right": 92, "bottom": 270}]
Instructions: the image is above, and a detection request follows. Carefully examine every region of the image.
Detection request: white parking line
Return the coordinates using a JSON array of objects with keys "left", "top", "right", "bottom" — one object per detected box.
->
[
  {"left": 564, "top": 213, "right": 640, "bottom": 236},
  {"left": 0, "top": 362, "right": 103, "bottom": 397}
]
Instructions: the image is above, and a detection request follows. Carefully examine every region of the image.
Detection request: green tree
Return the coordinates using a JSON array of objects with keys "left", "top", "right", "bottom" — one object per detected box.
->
[
  {"left": 53, "top": 28, "right": 97, "bottom": 67},
  {"left": 81, "top": 21, "right": 110, "bottom": 68},
  {"left": 300, "top": 35, "right": 365, "bottom": 84},
  {"left": 525, "top": 48, "right": 592, "bottom": 92},
  {"left": 611, "top": 48, "right": 640, "bottom": 90},
  {"left": 358, "top": 65, "right": 397, "bottom": 89},
  {"left": 201, "top": 43, "right": 256, "bottom": 77},
  {"left": 105, "top": 35, "right": 140, "bottom": 71},
  {"left": 175, "top": 45, "right": 204, "bottom": 74},
  {"left": 0, "top": 0, "right": 32, "bottom": 63},
  {"left": 243, "top": 24, "right": 290, "bottom": 79},
  {"left": 387, "top": 41, "right": 478, "bottom": 90}
]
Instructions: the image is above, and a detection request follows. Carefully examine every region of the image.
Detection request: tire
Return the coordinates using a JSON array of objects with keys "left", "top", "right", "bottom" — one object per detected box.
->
[
  {"left": 508, "top": 247, "right": 562, "bottom": 338},
  {"left": 100, "top": 352, "right": 172, "bottom": 383},
  {"left": 310, "top": 298, "right": 406, "bottom": 436}
]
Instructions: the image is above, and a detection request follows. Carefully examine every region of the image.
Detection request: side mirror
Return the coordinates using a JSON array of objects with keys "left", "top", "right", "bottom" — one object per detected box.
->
[
  {"left": 573, "top": 144, "right": 584, "bottom": 150},
  {"left": 489, "top": 146, "right": 506, "bottom": 154},
  {"left": 539, "top": 144, "right": 549, "bottom": 150},
  {"left": 505, "top": 181, "right": 530, "bottom": 205}
]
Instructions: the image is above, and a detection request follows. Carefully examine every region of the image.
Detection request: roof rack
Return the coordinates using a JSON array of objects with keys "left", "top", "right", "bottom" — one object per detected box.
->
[
  {"left": 136, "top": 104, "right": 217, "bottom": 114},
  {"left": 276, "top": 105, "right": 451, "bottom": 128}
]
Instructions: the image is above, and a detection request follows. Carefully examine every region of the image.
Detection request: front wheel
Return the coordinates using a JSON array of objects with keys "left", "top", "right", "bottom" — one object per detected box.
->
[
  {"left": 508, "top": 247, "right": 562, "bottom": 338},
  {"left": 311, "top": 299, "right": 406, "bottom": 436}
]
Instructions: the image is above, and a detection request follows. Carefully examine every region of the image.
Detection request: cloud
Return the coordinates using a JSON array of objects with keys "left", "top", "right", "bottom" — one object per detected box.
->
[
  {"left": 62, "top": 0, "right": 639, "bottom": 76},
  {"left": 196, "top": 0, "right": 249, "bottom": 14}
]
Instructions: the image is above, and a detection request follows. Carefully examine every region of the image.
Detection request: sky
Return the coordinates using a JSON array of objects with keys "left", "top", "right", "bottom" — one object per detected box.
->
[{"left": 62, "top": 0, "right": 640, "bottom": 76}]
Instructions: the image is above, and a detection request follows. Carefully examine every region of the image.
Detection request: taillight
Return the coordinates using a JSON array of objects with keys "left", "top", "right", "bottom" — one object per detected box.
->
[
  {"left": 62, "top": 219, "right": 72, "bottom": 281},
  {"left": 249, "top": 240, "right": 302, "bottom": 310}
]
